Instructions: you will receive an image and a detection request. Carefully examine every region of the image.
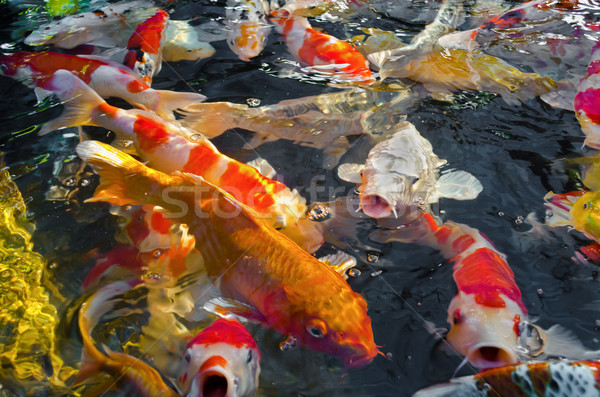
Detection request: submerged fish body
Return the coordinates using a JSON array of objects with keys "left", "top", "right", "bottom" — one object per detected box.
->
[
  {"left": 42, "top": 70, "right": 322, "bottom": 253},
  {"left": 338, "top": 121, "right": 482, "bottom": 220},
  {"left": 270, "top": 11, "right": 374, "bottom": 84},
  {"left": 438, "top": 0, "right": 599, "bottom": 80},
  {"left": 75, "top": 139, "right": 378, "bottom": 368},
  {"left": 176, "top": 319, "right": 261, "bottom": 397},
  {"left": 373, "top": 212, "right": 526, "bottom": 369},
  {"left": 76, "top": 280, "right": 180, "bottom": 396},
  {"left": 413, "top": 360, "right": 600, "bottom": 397},
  {"left": 161, "top": 20, "right": 217, "bottom": 62},
  {"left": 226, "top": 0, "right": 271, "bottom": 61},
  {"left": 123, "top": 9, "right": 169, "bottom": 84},
  {"left": 0, "top": 51, "right": 205, "bottom": 120}
]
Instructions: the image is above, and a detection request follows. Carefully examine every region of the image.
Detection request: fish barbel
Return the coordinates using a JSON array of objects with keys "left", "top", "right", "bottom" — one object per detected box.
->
[{"left": 75, "top": 139, "right": 378, "bottom": 368}]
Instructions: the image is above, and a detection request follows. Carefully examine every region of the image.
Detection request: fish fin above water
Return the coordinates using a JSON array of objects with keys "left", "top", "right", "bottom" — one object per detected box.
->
[
  {"left": 318, "top": 251, "right": 357, "bottom": 279},
  {"left": 38, "top": 70, "right": 103, "bottom": 135},
  {"left": 322, "top": 137, "right": 350, "bottom": 170},
  {"left": 337, "top": 163, "right": 364, "bottom": 184},
  {"left": 431, "top": 170, "right": 483, "bottom": 202},
  {"left": 247, "top": 157, "right": 277, "bottom": 179},
  {"left": 153, "top": 89, "right": 207, "bottom": 121},
  {"left": 203, "top": 297, "right": 267, "bottom": 324},
  {"left": 543, "top": 191, "right": 579, "bottom": 228},
  {"left": 540, "top": 78, "right": 577, "bottom": 111},
  {"left": 244, "top": 132, "right": 280, "bottom": 150}
]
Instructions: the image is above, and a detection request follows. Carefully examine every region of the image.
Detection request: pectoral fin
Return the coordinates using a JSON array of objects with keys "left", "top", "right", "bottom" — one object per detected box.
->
[
  {"left": 337, "top": 163, "right": 364, "bottom": 184},
  {"left": 431, "top": 170, "right": 483, "bottom": 202},
  {"left": 318, "top": 251, "right": 357, "bottom": 279},
  {"left": 247, "top": 157, "right": 277, "bottom": 179},
  {"left": 204, "top": 297, "right": 266, "bottom": 324}
]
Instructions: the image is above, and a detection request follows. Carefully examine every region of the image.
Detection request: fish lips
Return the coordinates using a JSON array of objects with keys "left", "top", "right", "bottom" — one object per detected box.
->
[{"left": 189, "top": 366, "right": 235, "bottom": 397}]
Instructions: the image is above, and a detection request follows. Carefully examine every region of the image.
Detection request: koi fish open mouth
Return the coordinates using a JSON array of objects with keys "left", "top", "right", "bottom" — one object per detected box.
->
[
  {"left": 192, "top": 367, "right": 232, "bottom": 397},
  {"left": 467, "top": 343, "right": 518, "bottom": 370},
  {"left": 360, "top": 194, "right": 395, "bottom": 218}
]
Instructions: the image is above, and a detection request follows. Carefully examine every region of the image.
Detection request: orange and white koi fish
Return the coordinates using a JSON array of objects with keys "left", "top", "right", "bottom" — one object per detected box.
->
[
  {"left": 338, "top": 121, "right": 482, "bottom": 220},
  {"left": 269, "top": 10, "right": 374, "bottom": 84},
  {"left": 123, "top": 9, "right": 169, "bottom": 84},
  {"left": 75, "top": 139, "right": 378, "bottom": 368},
  {"left": 0, "top": 52, "right": 205, "bottom": 120},
  {"left": 42, "top": 70, "right": 323, "bottom": 253},
  {"left": 226, "top": 0, "right": 271, "bottom": 61},
  {"left": 23, "top": 1, "right": 158, "bottom": 49},
  {"left": 75, "top": 280, "right": 180, "bottom": 396},
  {"left": 414, "top": 360, "right": 600, "bottom": 397},
  {"left": 373, "top": 212, "right": 526, "bottom": 369},
  {"left": 176, "top": 318, "right": 260, "bottom": 397}
]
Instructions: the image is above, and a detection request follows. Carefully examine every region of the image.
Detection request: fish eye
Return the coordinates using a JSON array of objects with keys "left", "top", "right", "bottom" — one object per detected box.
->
[
  {"left": 184, "top": 352, "right": 191, "bottom": 363},
  {"left": 306, "top": 319, "right": 327, "bottom": 338},
  {"left": 411, "top": 177, "right": 420, "bottom": 185},
  {"left": 247, "top": 350, "right": 253, "bottom": 363},
  {"left": 452, "top": 309, "right": 462, "bottom": 325},
  {"left": 0, "top": 64, "right": 6, "bottom": 71}
]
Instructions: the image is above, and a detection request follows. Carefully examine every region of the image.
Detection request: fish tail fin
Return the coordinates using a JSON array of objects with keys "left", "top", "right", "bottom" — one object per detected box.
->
[
  {"left": 74, "top": 281, "right": 140, "bottom": 386},
  {"left": 38, "top": 70, "right": 103, "bottom": 135},
  {"left": 76, "top": 140, "right": 197, "bottom": 210},
  {"left": 151, "top": 89, "right": 207, "bottom": 120},
  {"left": 177, "top": 101, "right": 248, "bottom": 138}
]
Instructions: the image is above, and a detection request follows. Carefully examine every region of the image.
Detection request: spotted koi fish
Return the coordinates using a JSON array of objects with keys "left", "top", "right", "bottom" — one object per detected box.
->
[
  {"left": 0, "top": 51, "right": 205, "bottom": 120},
  {"left": 124, "top": 9, "right": 169, "bottom": 84},
  {"left": 226, "top": 0, "right": 271, "bottom": 61},
  {"left": 75, "top": 139, "right": 379, "bottom": 368},
  {"left": 373, "top": 212, "right": 526, "bottom": 369},
  {"left": 176, "top": 318, "right": 261, "bottom": 397},
  {"left": 270, "top": 10, "right": 374, "bottom": 84},
  {"left": 41, "top": 70, "right": 323, "bottom": 253},
  {"left": 413, "top": 360, "right": 600, "bottom": 396}
]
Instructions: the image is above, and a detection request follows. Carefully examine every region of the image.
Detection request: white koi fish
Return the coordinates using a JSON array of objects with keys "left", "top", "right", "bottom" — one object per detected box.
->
[{"left": 226, "top": 0, "right": 271, "bottom": 61}]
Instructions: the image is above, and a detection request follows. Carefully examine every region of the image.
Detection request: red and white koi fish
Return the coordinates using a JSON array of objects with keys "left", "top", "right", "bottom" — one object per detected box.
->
[
  {"left": 75, "top": 280, "right": 180, "bottom": 396},
  {"left": 226, "top": 0, "right": 271, "bottom": 61},
  {"left": 269, "top": 10, "right": 374, "bottom": 84},
  {"left": 123, "top": 9, "right": 169, "bottom": 84},
  {"left": 75, "top": 139, "right": 379, "bottom": 368},
  {"left": 373, "top": 212, "right": 527, "bottom": 369},
  {"left": 0, "top": 52, "right": 205, "bottom": 120},
  {"left": 176, "top": 319, "right": 261, "bottom": 397},
  {"left": 41, "top": 70, "right": 323, "bottom": 253},
  {"left": 575, "top": 41, "right": 600, "bottom": 149},
  {"left": 338, "top": 121, "right": 482, "bottom": 220},
  {"left": 413, "top": 360, "right": 600, "bottom": 396}
]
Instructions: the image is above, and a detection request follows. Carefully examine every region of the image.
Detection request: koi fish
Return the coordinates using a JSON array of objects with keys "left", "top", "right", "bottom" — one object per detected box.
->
[
  {"left": 437, "top": 0, "right": 598, "bottom": 80},
  {"left": 176, "top": 318, "right": 261, "bottom": 397},
  {"left": 338, "top": 121, "right": 482, "bottom": 221},
  {"left": 226, "top": 0, "right": 271, "bottom": 61},
  {"left": 24, "top": 3, "right": 216, "bottom": 63},
  {"left": 0, "top": 52, "right": 205, "bottom": 120},
  {"left": 575, "top": 41, "right": 600, "bottom": 149},
  {"left": 75, "top": 280, "right": 180, "bottom": 396},
  {"left": 75, "top": 139, "right": 379, "bottom": 368},
  {"left": 372, "top": 212, "right": 526, "bottom": 369},
  {"left": 269, "top": 10, "right": 374, "bottom": 84},
  {"left": 179, "top": 87, "right": 418, "bottom": 168},
  {"left": 546, "top": 189, "right": 600, "bottom": 244},
  {"left": 23, "top": 1, "right": 159, "bottom": 49},
  {"left": 413, "top": 360, "right": 600, "bottom": 396},
  {"left": 41, "top": 70, "right": 323, "bottom": 253},
  {"left": 123, "top": 9, "right": 169, "bottom": 84}
]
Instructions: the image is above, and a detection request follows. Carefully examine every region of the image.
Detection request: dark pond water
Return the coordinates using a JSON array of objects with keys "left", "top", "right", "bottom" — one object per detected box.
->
[{"left": 0, "top": 0, "right": 599, "bottom": 396}]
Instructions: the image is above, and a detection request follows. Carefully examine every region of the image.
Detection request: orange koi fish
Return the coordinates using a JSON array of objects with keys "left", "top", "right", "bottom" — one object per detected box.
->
[
  {"left": 42, "top": 70, "right": 323, "bottom": 253},
  {"left": 123, "top": 9, "right": 170, "bottom": 84},
  {"left": 176, "top": 318, "right": 261, "bottom": 396},
  {"left": 270, "top": 10, "right": 374, "bottom": 84},
  {"left": 75, "top": 139, "right": 378, "bottom": 368},
  {"left": 0, "top": 51, "right": 204, "bottom": 120},
  {"left": 374, "top": 212, "right": 526, "bottom": 369},
  {"left": 75, "top": 280, "right": 180, "bottom": 396},
  {"left": 226, "top": 0, "right": 271, "bottom": 61},
  {"left": 414, "top": 360, "right": 600, "bottom": 396}
]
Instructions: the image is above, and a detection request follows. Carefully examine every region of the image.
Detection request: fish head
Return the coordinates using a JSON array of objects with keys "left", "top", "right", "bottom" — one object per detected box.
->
[
  {"left": 571, "top": 191, "right": 600, "bottom": 240},
  {"left": 445, "top": 292, "right": 523, "bottom": 369},
  {"left": 227, "top": 21, "right": 271, "bottom": 62},
  {"left": 358, "top": 166, "right": 422, "bottom": 221},
  {"left": 177, "top": 319, "right": 260, "bottom": 397},
  {"left": 575, "top": 88, "right": 600, "bottom": 149},
  {"left": 283, "top": 284, "right": 378, "bottom": 368},
  {"left": 480, "top": 8, "right": 526, "bottom": 31}
]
